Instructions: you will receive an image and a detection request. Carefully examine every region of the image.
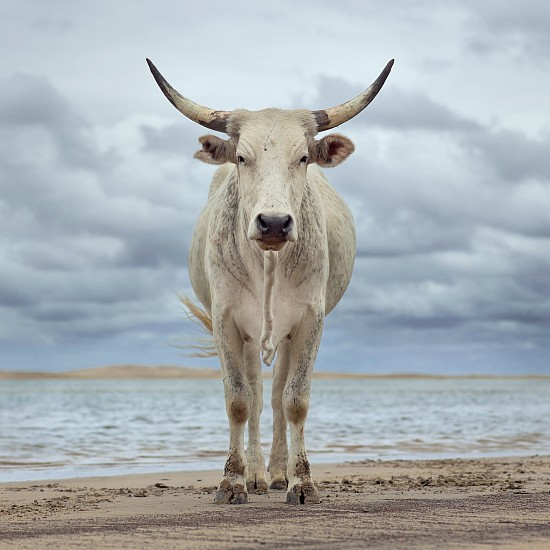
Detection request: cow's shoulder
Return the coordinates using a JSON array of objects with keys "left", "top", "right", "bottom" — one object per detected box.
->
[{"left": 207, "top": 163, "right": 235, "bottom": 200}]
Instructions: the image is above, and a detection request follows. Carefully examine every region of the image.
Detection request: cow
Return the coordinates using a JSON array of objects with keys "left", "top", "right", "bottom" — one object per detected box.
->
[{"left": 146, "top": 58, "right": 393, "bottom": 504}]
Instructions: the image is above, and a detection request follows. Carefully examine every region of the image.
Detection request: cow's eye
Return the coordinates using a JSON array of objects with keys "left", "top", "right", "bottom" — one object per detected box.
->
[
  {"left": 237, "top": 155, "right": 245, "bottom": 164},
  {"left": 300, "top": 156, "right": 308, "bottom": 164}
]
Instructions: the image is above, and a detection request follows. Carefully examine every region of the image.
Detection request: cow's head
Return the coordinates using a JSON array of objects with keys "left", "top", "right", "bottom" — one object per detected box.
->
[{"left": 147, "top": 59, "right": 393, "bottom": 252}]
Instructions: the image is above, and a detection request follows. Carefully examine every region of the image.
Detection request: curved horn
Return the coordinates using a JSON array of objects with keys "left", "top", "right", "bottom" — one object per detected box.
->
[
  {"left": 313, "top": 59, "right": 394, "bottom": 132},
  {"left": 146, "top": 58, "right": 231, "bottom": 133}
]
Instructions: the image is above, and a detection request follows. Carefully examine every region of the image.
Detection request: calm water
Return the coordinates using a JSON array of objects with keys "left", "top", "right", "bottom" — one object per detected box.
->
[{"left": 1, "top": 378, "right": 549, "bottom": 482}]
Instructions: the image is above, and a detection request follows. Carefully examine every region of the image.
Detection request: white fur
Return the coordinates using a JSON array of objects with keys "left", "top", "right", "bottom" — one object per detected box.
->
[{"left": 187, "top": 109, "right": 356, "bottom": 504}]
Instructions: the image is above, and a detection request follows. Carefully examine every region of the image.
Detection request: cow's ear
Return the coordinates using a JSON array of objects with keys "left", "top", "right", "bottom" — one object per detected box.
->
[
  {"left": 194, "top": 135, "right": 236, "bottom": 164},
  {"left": 310, "top": 134, "right": 355, "bottom": 167}
]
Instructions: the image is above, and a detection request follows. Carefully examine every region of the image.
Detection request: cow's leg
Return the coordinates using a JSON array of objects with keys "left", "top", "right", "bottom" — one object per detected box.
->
[
  {"left": 244, "top": 341, "right": 268, "bottom": 494},
  {"left": 284, "top": 309, "right": 323, "bottom": 504},
  {"left": 268, "top": 340, "right": 290, "bottom": 490},
  {"left": 214, "top": 313, "right": 250, "bottom": 505}
]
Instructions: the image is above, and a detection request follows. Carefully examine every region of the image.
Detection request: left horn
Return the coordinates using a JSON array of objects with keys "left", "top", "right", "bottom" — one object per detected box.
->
[
  {"left": 313, "top": 59, "right": 394, "bottom": 132},
  {"left": 146, "top": 58, "right": 231, "bottom": 133}
]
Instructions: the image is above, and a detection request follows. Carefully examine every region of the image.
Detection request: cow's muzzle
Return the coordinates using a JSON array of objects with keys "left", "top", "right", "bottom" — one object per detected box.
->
[{"left": 249, "top": 213, "right": 296, "bottom": 251}]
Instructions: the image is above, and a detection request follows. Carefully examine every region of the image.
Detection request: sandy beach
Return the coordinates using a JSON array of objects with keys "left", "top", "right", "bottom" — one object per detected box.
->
[{"left": 1, "top": 455, "right": 550, "bottom": 549}]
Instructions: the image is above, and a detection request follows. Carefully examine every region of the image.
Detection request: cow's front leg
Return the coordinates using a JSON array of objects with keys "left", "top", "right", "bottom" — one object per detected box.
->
[
  {"left": 243, "top": 341, "right": 268, "bottom": 494},
  {"left": 268, "top": 340, "right": 290, "bottom": 490},
  {"left": 214, "top": 314, "right": 250, "bottom": 505},
  {"left": 284, "top": 308, "right": 323, "bottom": 505}
]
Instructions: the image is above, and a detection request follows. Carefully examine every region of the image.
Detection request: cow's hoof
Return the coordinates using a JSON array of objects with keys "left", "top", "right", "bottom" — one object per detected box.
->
[
  {"left": 214, "top": 479, "right": 248, "bottom": 504},
  {"left": 286, "top": 481, "right": 320, "bottom": 505},
  {"left": 269, "top": 478, "right": 288, "bottom": 491},
  {"left": 246, "top": 479, "right": 269, "bottom": 495}
]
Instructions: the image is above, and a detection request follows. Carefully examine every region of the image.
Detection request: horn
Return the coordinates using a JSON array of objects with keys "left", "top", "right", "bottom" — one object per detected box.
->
[
  {"left": 146, "top": 58, "right": 231, "bottom": 133},
  {"left": 313, "top": 59, "right": 394, "bottom": 131}
]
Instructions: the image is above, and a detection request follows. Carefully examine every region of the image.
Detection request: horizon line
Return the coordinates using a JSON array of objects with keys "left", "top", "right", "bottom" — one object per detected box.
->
[{"left": 1, "top": 364, "right": 549, "bottom": 381}]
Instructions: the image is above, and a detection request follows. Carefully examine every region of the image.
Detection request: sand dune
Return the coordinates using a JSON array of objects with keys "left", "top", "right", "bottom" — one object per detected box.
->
[
  {"left": 0, "top": 365, "right": 220, "bottom": 380},
  {"left": 1, "top": 364, "right": 549, "bottom": 381}
]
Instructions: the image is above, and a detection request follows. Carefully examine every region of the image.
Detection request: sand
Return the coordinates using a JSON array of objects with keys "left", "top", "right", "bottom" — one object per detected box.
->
[
  {"left": 2, "top": 365, "right": 549, "bottom": 381},
  {"left": 1, "top": 456, "right": 550, "bottom": 549}
]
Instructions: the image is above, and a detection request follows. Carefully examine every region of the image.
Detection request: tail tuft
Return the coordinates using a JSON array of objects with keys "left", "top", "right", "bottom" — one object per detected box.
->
[{"left": 179, "top": 294, "right": 217, "bottom": 357}]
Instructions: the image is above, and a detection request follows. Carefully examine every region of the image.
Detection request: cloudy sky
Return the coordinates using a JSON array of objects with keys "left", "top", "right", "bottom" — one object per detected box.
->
[{"left": 1, "top": 0, "right": 549, "bottom": 374}]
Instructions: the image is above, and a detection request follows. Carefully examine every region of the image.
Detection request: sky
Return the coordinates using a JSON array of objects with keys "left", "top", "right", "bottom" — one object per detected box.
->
[{"left": 1, "top": 0, "right": 549, "bottom": 374}]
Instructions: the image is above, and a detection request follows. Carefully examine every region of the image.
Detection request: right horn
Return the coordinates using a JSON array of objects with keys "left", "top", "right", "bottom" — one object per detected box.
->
[
  {"left": 146, "top": 58, "right": 232, "bottom": 133},
  {"left": 313, "top": 59, "right": 394, "bottom": 132}
]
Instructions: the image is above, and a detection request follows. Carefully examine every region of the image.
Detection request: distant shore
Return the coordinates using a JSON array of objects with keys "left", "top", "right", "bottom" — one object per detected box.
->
[{"left": 1, "top": 364, "right": 549, "bottom": 380}]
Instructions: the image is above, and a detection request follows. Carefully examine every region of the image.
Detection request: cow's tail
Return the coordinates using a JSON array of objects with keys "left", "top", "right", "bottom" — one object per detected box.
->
[{"left": 179, "top": 294, "right": 217, "bottom": 357}]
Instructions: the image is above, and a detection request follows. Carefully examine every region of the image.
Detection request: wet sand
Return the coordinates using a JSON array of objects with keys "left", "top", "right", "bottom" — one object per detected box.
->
[{"left": 2, "top": 456, "right": 550, "bottom": 549}]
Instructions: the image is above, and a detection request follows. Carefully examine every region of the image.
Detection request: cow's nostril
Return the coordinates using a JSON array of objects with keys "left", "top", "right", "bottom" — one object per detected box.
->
[
  {"left": 258, "top": 214, "right": 269, "bottom": 233},
  {"left": 256, "top": 214, "right": 293, "bottom": 240},
  {"left": 282, "top": 215, "right": 292, "bottom": 235}
]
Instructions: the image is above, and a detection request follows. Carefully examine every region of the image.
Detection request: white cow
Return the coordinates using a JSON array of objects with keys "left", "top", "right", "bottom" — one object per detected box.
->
[{"left": 147, "top": 58, "right": 393, "bottom": 504}]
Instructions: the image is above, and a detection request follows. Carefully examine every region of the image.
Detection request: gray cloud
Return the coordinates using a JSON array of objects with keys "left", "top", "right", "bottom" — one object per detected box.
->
[
  {"left": 311, "top": 76, "right": 480, "bottom": 132},
  {"left": 0, "top": 74, "right": 114, "bottom": 171},
  {"left": 463, "top": 0, "right": 550, "bottom": 58},
  {"left": 304, "top": 75, "right": 550, "bottom": 368},
  {"left": 2, "top": 67, "right": 549, "bottom": 374},
  {"left": 463, "top": 128, "right": 550, "bottom": 184},
  {"left": 141, "top": 122, "right": 201, "bottom": 155},
  {"left": 0, "top": 74, "right": 204, "bottom": 358}
]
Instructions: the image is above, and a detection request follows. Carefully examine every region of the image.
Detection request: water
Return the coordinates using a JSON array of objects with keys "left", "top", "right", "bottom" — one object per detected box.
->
[{"left": 1, "top": 378, "right": 549, "bottom": 482}]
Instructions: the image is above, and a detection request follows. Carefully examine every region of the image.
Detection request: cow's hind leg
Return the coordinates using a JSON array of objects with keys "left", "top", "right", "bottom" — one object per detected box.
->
[
  {"left": 244, "top": 341, "right": 268, "bottom": 494},
  {"left": 284, "top": 309, "right": 323, "bottom": 504},
  {"left": 214, "top": 313, "right": 250, "bottom": 505},
  {"left": 268, "top": 340, "right": 290, "bottom": 490}
]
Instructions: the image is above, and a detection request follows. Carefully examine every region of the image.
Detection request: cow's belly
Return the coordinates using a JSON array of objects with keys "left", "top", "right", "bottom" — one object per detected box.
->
[
  {"left": 325, "top": 222, "right": 355, "bottom": 314},
  {"left": 322, "top": 199, "right": 356, "bottom": 315},
  {"left": 304, "top": 165, "right": 356, "bottom": 316}
]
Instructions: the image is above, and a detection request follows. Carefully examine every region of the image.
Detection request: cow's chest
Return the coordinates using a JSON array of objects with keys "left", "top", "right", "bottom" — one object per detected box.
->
[{"left": 208, "top": 255, "right": 326, "bottom": 344}]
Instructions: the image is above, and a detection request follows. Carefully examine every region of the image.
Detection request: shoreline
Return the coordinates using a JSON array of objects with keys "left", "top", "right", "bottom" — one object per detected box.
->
[
  {"left": 1, "top": 364, "right": 549, "bottom": 380},
  {"left": 4, "top": 448, "right": 547, "bottom": 486},
  {"left": 2, "top": 455, "right": 549, "bottom": 548},
  {"left": 2, "top": 453, "right": 549, "bottom": 488}
]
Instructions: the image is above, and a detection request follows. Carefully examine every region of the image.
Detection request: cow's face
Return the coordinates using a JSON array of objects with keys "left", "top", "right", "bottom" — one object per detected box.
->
[
  {"left": 194, "top": 109, "right": 354, "bottom": 251},
  {"left": 146, "top": 58, "right": 393, "bottom": 250}
]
